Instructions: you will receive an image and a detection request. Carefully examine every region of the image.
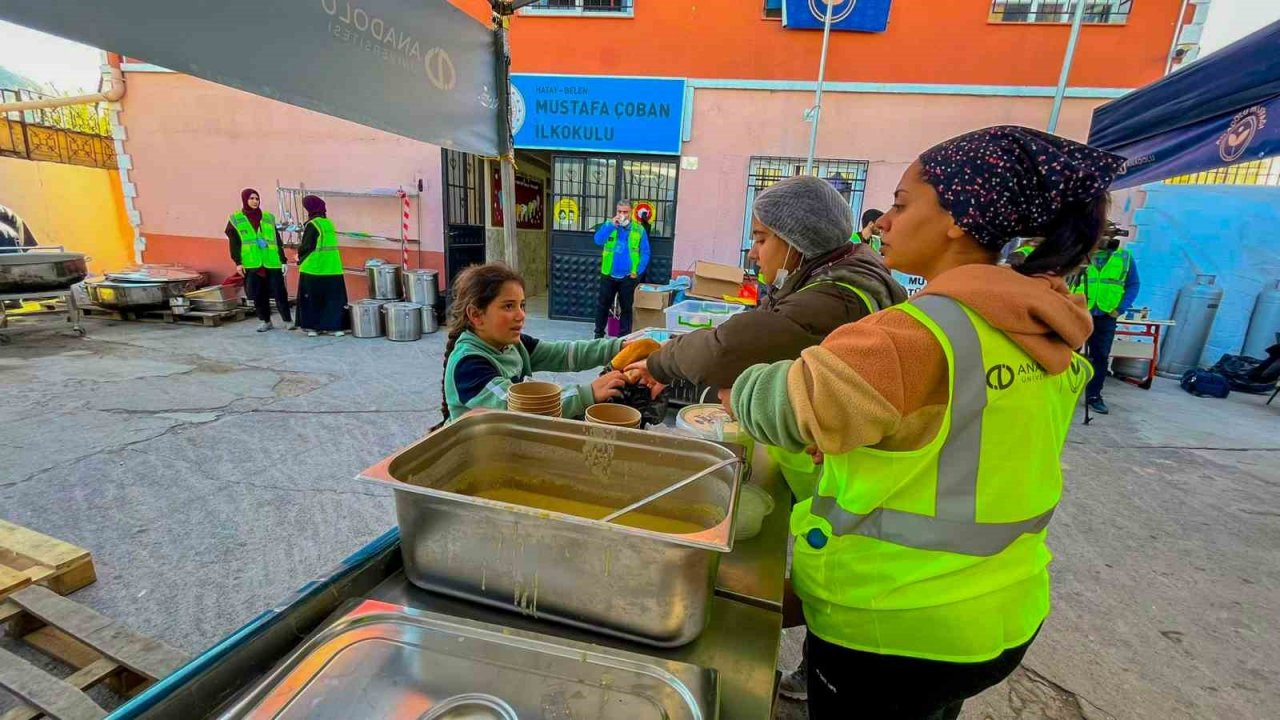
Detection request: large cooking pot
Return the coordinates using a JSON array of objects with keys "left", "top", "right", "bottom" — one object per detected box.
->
[
  {"left": 0, "top": 250, "right": 88, "bottom": 293},
  {"left": 349, "top": 299, "right": 386, "bottom": 338},
  {"left": 365, "top": 260, "right": 402, "bottom": 300},
  {"left": 86, "top": 279, "right": 168, "bottom": 308},
  {"left": 384, "top": 302, "right": 423, "bottom": 342},
  {"left": 404, "top": 269, "right": 439, "bottom": 307}
]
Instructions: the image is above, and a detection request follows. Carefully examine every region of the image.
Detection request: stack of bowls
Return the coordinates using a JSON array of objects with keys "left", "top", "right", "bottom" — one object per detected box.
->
[
  {"left": 507, "top": 381, "right": 563, "bottom": 417},
  {"left": 585, "top": 403, "right": 642, "bottom": 429}
]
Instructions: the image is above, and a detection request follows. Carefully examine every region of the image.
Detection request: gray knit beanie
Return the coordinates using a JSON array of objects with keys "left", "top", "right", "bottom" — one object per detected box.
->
[{"left": 752, "top": 175, "right": 854, "bottom": 258}]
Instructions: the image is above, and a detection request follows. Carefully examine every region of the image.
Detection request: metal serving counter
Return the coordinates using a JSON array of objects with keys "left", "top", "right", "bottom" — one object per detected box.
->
[{"left": 108, "top": 444, "right": 790, "bottom": 720}]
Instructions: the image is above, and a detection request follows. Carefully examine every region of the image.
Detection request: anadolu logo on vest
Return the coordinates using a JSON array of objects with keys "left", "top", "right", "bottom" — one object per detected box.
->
[
  {"left": 986, "top": 364, "right": 1015, "bottom": 391},
  {"left": 986, "top": 362, "right": 1048, "bottom": 391},
  {"left": 1067, "top": 356, "right": 1088, "bottom": 394}
]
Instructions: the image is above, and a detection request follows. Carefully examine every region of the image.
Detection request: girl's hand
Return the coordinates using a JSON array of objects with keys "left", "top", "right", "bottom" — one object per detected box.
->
[
  {"left": 624, "top": 360, "right": 655, "bottom": 387},
  {"left": 718, "top": 387, "right": 734, "bottom": 418},
  {"left": 592, "top": 371, "right": 626, "bottom": 403},
  {"left": 806, "top": 445, "right": 825, "bottom": 465}
]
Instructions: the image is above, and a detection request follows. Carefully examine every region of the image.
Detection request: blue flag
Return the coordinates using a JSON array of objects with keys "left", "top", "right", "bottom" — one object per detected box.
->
[{"left": 782, "top": 0, "right": 892, "bottom": 32}]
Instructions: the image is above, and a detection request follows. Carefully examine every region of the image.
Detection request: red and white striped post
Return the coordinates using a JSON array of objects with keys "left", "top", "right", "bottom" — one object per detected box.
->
[{"left": 397, "top": 189, "right": 411, "bottom": 269}]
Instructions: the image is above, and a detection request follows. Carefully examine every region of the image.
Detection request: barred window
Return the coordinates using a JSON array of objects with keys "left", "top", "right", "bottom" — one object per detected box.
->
[
  {"left": 740, "top": 157, "right": 869, "bottom": 267},
  {"left": 1165, "top": 158, "right": 1280, "bottom": 187},
  {"left": 990, "top": 1, "right": 1132, "bottom": 24},
  {"left": 522, "top": 0, "right": 634, "bottom": 17}
]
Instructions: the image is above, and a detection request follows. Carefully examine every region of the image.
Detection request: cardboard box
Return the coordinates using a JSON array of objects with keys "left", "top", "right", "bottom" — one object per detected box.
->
[
  {"left": 633, "top": 307, "right": 666, "bottom": 331},
  {"left": 689, "top": 261, "right": 744, "bottom": 301},
  {"left": 634, "top": 283, "right": 673, "bottom": 311}
]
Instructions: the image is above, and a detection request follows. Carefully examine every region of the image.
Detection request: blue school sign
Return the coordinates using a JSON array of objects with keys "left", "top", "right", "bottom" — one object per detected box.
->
[{"left": 511, "top": 74, "right": 686, "bottom": 155}]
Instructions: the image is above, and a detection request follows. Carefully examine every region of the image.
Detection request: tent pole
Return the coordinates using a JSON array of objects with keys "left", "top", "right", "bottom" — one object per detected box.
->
[
  {"left": 804, "top": 0, "right": 838, "bottom": 174},
  {"left": 493, "top": 2, "right": 520, "bottom": 268},
  {"left": 1047, "top": 0, "right": 1088, "bottom": 134}
]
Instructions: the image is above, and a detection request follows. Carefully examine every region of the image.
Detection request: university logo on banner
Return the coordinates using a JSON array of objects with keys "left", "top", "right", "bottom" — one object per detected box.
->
[{"left": 782, "top": 0, "right": 892, "bottom": 32}]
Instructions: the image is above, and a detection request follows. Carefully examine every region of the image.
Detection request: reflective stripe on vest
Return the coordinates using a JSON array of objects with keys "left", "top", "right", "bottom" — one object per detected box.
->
[
  {"left": 231, "top": 211, "right": 280, "bottom": 270},
  {"left": 1073, "top": 250, "right": 1130, "bottom": 313},
  {"left": 798, "top": 280, "right": 880, "bottom": 315},
  {"left": 601, "top": 223, "right": 643, "bottom": 276},
  {"left": 298, "top": 218, "right": 344, "bottom": 276},
  {"left": 767, "top": 281, "right": 881, "bottom": 502},
  {"left": 807, "top": 295, "right": 1057, "bottom": 557}
]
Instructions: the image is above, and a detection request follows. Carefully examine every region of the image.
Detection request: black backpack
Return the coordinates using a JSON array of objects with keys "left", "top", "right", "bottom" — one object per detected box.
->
[{"left": 1180, "top": 369, "right": 1231, "bottom": 399}]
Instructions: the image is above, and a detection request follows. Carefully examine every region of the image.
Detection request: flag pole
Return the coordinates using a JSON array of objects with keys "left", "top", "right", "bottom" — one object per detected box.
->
[
  {"left": 804, "top": 0, "right": 842, "bottom": 173},
  {"left": 1047, "top": 0, "right": 1088, "bottom": 134}
]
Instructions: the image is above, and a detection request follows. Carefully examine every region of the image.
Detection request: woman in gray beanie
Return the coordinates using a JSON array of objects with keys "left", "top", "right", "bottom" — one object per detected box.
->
[{"left": 630, "top": 173, "right": 907, "bottom": 491}]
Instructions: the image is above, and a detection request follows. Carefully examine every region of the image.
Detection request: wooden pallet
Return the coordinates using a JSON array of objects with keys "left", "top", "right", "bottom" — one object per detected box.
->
[
  {"left": 81, "top": 304, "right": 247, "bottom": 327},
  {"left": 0, "top": 587, "right": 188, "bottom": 720},
  {"left": 0, "top": 522, "right": 96, "bottom": 601},
  {"left": 0, "top": 524, "right": 185, "bottom": 720}
]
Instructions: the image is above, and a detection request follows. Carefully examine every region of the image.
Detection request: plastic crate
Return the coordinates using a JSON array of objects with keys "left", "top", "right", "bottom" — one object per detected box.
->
[
  {"left": 621, "top": 327, "right": 690, "bottom": 345},
  {"left": 664, "top": 299, "right": 746, "bottom": 331}
]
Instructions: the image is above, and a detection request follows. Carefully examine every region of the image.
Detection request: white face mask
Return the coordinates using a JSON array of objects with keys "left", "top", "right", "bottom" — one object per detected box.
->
[{"left": 770, "top": 246, "right": 797, "bottom": 289}]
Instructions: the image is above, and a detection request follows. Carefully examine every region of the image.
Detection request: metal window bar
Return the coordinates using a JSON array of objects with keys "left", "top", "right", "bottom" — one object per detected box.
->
[
  {"left": 621, "top": 158, "right": 679, "bottom": 238},
  {"left": 1164, "top": 157, "right": 1280, "bottom": 187},
  {"left": 740, "top": 157, "right": 869, "bottom": 266},
  {"left": 551, "top": 156, "right": 617, "bottom": 232},
  {"left": 525, "top": 0, "right": 633, "bottom": 13},
  {"left": 989, "top": 0, "right": 1131, "bottom": 23},
  {"left": 444, "top": 149, "right": 485, "bottom": 227}
]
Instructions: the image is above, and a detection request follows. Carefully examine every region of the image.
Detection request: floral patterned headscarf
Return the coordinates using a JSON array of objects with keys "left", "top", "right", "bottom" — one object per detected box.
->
[{"left": 918, "top": 125, "right": 1125, "bottom": 249}]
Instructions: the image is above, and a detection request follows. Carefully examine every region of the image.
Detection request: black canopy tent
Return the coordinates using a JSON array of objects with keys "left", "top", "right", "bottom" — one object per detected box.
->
[{"left": 1089, "top": 18, "right": 1280, "bottom": 188}]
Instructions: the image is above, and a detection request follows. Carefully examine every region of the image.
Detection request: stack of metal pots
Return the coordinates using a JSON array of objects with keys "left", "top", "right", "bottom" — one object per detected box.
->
[{"left": 349, "top": 260, "right": 440, "bottom": 341}]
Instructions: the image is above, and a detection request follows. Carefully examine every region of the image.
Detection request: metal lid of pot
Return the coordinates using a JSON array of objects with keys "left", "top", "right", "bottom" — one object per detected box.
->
[
  {"left": 0, "top": 250, "right": 87, "bottom": 266},
  {"left": 106, "top": 265, "right": 202, "bottom": 283},
  {"left": 85, "top": 276, "right": 166, "bottom": 289},
  {"left": 385, "top": 302, "right": 423, "bottom": 310}
]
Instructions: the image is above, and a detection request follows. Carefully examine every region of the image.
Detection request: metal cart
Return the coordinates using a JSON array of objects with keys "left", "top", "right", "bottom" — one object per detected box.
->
[{"left": 0, "top": 287, "right": 84, "bottom": 344}]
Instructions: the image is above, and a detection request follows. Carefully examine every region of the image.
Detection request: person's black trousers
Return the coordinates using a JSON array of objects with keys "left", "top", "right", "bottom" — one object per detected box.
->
[
  {"left": 807, "top": 631, "right": 1036, "bottom": 719},
  {"left": 594, "top": 274, "right": 636, "bottom": 338},
  {"left": 1085, "top": 313, "right": 1117, "bottom": 400},
  {"left": 244, "top": 269, "right": 292, "bottom": 323}
]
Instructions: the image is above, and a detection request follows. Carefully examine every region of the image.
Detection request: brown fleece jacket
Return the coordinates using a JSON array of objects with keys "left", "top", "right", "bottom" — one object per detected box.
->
[
  {"left": 647, "top": 243, "right": 906, "bottom": 388},
  {"left": 732, "top": 264, "right": 1093, "bottom": 455}
]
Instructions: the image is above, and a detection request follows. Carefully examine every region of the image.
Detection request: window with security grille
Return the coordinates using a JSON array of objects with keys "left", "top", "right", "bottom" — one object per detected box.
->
[
  {"left": 1165, "top": 158, "right": 1280, "bottom": 187},
  {"left": 741, "top": 156, "right": 869, "bottom": 267},
  {"left": 523, "top": 0, "right": 634, "bottom": 16},
  {"left": 990, "top": 0, "right": 1132, "bottom": 24}
]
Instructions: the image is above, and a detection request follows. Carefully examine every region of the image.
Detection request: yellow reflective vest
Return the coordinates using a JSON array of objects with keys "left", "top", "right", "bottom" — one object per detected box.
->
[
  {"left": 790, "top": 295, "right": 1091, "bottom": 662},
  {"left": 230, "top": 211, "right": 281, "bottom": 270}
]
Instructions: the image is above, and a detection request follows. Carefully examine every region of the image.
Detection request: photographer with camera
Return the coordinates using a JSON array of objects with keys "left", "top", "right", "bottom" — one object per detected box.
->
[{"left": 1071, "top": 223, "right": 1140, "bottom": 415}]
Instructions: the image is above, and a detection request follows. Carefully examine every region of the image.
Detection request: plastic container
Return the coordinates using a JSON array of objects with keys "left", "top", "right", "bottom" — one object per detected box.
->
[
  {"left": 734, "top": 483, "right": 776, "bottom": 541},
  {"left": 622, "top": 327, "right": 690, "bottom": 345},
  {"left": 664, "top": 299, "right": 746, "bottom": 331}
]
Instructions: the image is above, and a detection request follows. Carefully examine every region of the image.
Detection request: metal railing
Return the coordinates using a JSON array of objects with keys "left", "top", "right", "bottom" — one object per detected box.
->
[
  {"left": 0, "top": 88, "right": 116, "bottom": 169},
  {"left": 523, "top": 0, "right": 634, "bottom": 15},
  {"left": 989, "top": 0, "right": 1132, "bottom": 24}
]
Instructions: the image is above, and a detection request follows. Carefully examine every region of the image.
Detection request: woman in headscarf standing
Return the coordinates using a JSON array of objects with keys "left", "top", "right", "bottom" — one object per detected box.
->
[
  {"left": 226, "top": 188, "right": 293, "bottom": 332},
  {"left": 728, "top": 126, "right": 1124, "bottom": 719},
  {"left": 296, "top": 195, "right": 348, "bottom": 337}
]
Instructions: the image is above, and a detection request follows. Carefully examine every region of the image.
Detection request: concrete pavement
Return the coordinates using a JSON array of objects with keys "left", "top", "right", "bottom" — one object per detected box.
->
[{"left": 2, "top": 311, "right": 1277, "bottom": 718}]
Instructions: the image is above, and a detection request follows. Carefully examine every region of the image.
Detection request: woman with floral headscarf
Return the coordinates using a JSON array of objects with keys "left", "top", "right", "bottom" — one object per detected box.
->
[
  {"left": 727, "top": 126, "right": 1125, "bottom": 719},
  {"left": 295, "top": 195, "right": 348, "bottom": 336}
]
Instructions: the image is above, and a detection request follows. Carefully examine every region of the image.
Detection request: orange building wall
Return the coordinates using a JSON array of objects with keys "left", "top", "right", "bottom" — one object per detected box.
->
[
  {"left": 0, "top": 156, "right": 136, "bottom": 274},
  {"left": 453, "top": 0, "right": 1184, "bottom": 88}
]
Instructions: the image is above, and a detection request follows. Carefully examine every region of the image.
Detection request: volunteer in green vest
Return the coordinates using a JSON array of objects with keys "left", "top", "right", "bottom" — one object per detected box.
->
[
  {"left": 226, "top": 188, "right": 292, "bottom": 332},
  {"left": 592, "top": 199, "right": 650, "bottom": 338},
  {"left": 1072, "top": 225, "right": 1140, "bottom": 415},
  {"left": 727, "top": 126, "right": 1122, "bottom": 719},
  {"left": 296, "top": 195, "right": 348, "bottom": 337},
  {"left": 628, "top": 175, "right": 905, "bottom": 504}
]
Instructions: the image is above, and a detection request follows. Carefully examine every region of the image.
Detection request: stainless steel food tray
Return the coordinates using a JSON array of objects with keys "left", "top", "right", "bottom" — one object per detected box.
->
[
  {"left": 217, "top": 599, "right": 719, "bottom": 719},
  {"left": 360, "top": 411, "right": 743, "bottom": 647}
]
